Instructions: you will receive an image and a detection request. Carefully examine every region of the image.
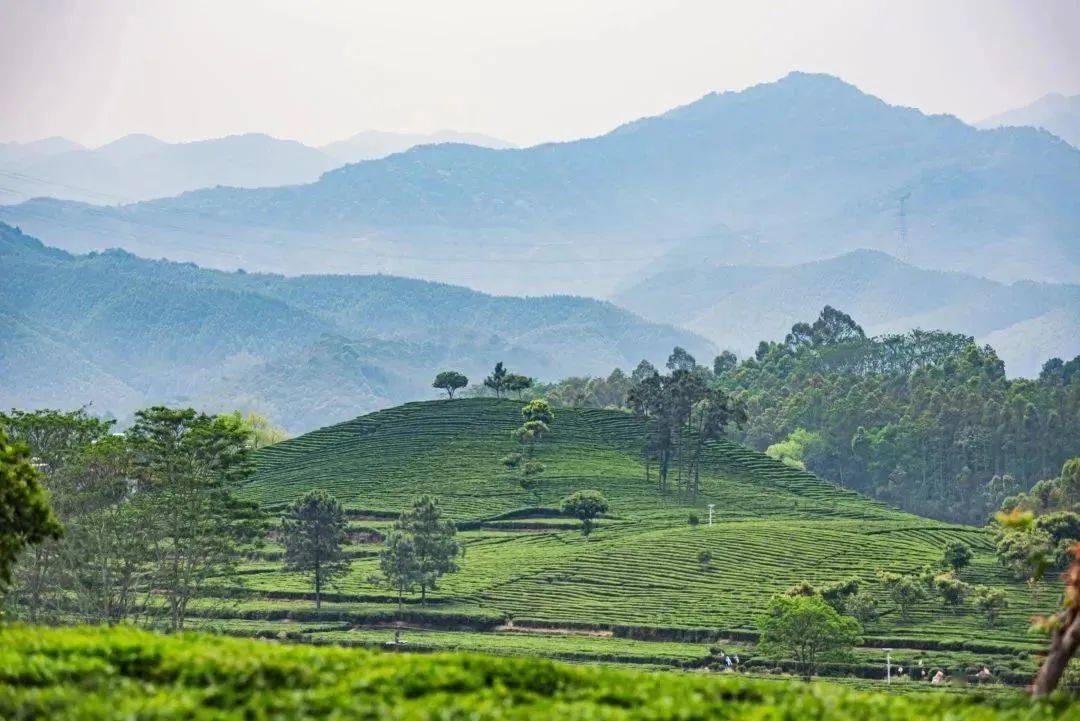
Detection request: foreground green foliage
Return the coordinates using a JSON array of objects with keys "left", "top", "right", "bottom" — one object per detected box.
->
[{"left": 0, "top": 625, "right": 1073, "bottom": 720}]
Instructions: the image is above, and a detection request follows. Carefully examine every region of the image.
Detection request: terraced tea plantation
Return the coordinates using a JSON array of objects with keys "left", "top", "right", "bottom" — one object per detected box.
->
[{"left": 212, "top": 399, "right": 1053, "bottom": 683}]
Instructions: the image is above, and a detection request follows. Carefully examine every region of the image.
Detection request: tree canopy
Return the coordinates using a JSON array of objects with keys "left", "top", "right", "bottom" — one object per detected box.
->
[
  {"left": 561, "top": 490, "right": 609, "bottom": 538},
  {"left": 757, "top": 593, "right": 862, "bottom": 680},
  {"left": 432, "top": 371, "right": 469, "bottom": 399},
  {"left": 281, "top": 490, "right": 350, "bottom": 609},
  {"left": 0, "top": 427, "right": 62, "bottom": 594}
]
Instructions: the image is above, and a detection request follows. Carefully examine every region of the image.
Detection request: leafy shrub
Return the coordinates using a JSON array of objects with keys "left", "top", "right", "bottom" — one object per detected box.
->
[{"left": 0, "top": 625, "right": 1068, "bottom": 721}]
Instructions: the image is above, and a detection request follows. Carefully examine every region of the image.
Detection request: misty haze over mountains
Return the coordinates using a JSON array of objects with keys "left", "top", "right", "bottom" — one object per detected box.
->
[
  {"left": 2, "top": 71, "right": 1077, "bottom": 423},
  {"left": 0, "top": 129, "right": 514, "bottom": 205},
  {"left": 978, "top": 92, "right": 1080, "bottom": 148},
  {"left": 616, "top": 249, "right": 1079, "bottom": 378},
  {"left": 3, "top": 72, "right": 1078, "bottom": 296}
]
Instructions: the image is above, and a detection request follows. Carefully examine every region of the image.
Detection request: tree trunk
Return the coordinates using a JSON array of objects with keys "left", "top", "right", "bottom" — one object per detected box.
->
[
  {"left": 1032, "top": 544, "right": 1080, "bottom": 696},
  {"left": 315, "top": 560, "right": 322, "bottom": 610},
  {"left": 1032, "top": 605, "right": 1080, "bottom": 695}
]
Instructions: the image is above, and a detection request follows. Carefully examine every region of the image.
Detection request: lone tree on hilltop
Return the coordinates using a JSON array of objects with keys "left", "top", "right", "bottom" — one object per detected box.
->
[
  {"left": 396, "top": 495, "right": 462, "bottom": 604},
  {"left": 484, "top": 362, "right": 509, "bottom": 398},
  {"left": 0, "top": 428, "right": 63, "bottom": 595},
  {"left": 561, "top": 490, "right": 609, "bottom": 538},
  {"left": 757, "top": 593, "right": 862, "bottom": 680},
  {"left": 432, "top": 371, "right": 469, "bottom": 399},
  {"left": 281, "top": 489, "right": 351, "bottom": 609}
]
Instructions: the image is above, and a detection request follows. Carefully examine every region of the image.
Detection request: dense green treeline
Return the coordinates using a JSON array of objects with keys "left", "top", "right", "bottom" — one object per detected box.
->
[
  {"left": 0, "top": 407, "right": 262, "bottom": 628},
  {"left": 721, "top": 309, "right": 1079, "bottom": 524},
  {"left": 534, "top": 308, "right": 1079, "bottom": 525}
]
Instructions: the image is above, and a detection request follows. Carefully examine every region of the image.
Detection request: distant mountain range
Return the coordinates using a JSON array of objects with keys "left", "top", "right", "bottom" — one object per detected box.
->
[
  {"left": 614, "top": 249, "right": 1079, "bottom": 378},
  {"left": 319, "top": 129, "right": 514, "bottom": 165},
  {"left": 0, "top": 223, "right": 710, "bottom": 431},
  {"left": 978, "top": 92, "right": 1080, "bottom": 148},
  {"left": 0, "top": 130, "right": 513, "bottom": 205},
  {"left": 2, "top": 72, "right": 1077, "bottom": 295}
]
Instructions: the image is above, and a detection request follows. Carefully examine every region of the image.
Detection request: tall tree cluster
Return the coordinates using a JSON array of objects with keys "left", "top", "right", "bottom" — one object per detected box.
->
[
  {"left": 626, "top": 350, "right": 747, "bottom": 498},
  {"left": 549, "top": 307, "right": 1076, "bottom": 525},
  {"left": 378, "top": 495, "right": 462, "bottom": 609},
  {"left": 1, "top": 407, "right": 263, "bottom": 629},
  {"left": 716, "top": 308, "right": 1080, "bottom": 524}
]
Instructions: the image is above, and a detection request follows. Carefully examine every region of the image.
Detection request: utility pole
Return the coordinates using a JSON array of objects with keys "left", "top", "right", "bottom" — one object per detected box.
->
[
  {"left": 707, "top": 504, "right": 715, "bottom": 526},
  {"left": 884, "top": 648, "right": 893, "bottom": 685}
]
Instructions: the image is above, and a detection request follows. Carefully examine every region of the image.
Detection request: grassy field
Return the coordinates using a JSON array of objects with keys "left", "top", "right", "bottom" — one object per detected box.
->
[
  {"left": 2, "top": 625, "right": 1071, "bottom": 720},
  {"left": 192, "top": 398, "right": 1059, "bottom": 683}
]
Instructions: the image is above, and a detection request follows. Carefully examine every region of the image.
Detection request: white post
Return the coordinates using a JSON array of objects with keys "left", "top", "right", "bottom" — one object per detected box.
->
[
  {"left": 707, "top": 504, "right": 715, "bottom": 526},
  {"left": 884, "top": 648, "right": 892, "bottom": 685}
]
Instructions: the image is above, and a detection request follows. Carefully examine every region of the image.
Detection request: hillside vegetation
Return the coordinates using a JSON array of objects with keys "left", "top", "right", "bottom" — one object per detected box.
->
[
  {"left": 0, "top": 223, "right": 708, "bottom": 430},
  {"left": 4, "top": 626, "right": 1069, "bottom": 721}
]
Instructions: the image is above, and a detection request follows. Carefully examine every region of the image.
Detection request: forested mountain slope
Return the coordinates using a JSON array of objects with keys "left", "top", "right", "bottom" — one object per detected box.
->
[
  {"left": 4, "top": 72, "right": 1077, "bottom": 295},
  {"left": 0, "top": 223, "right": 710, "bottom": 430},
  {"left": 614, "top": 250, "right": 1080, "bottom": 377}
]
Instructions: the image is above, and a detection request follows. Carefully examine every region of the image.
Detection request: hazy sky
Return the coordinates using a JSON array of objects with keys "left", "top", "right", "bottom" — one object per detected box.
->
[{"left": 2, "top": 0, "right": 1078, "bottom": 148}]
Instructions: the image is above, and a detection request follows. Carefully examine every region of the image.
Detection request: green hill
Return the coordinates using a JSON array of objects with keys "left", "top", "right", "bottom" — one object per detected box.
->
[{"left": 238, "top": 399, "right": 1046, "bottom": 668}]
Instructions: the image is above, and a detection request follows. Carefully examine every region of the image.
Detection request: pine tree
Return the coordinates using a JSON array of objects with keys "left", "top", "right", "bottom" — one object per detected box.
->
[
  {"left": 396, "top": 496, "right": 462, "bottom": 604},
  {"left": 281, "top": 490, "right": 350, "bottom": 609},
  {"left": 379, "top": 530, "right": 421, "bottom": 613}
]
